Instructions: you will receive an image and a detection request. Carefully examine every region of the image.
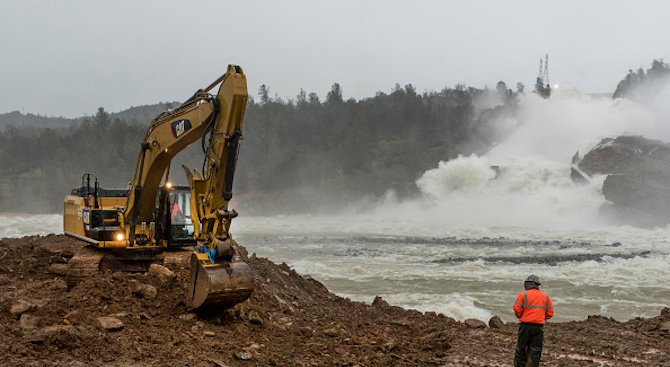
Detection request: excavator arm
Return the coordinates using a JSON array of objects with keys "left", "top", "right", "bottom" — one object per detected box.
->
[
  {"left": 123, "top": 64, "right": 252, "bottom": 309},
  {"left": 123, "top": 65, "right": 247, "bottom": 247},
  {"left": 63, "top": 64, "right": 253, "bottom": 309}
]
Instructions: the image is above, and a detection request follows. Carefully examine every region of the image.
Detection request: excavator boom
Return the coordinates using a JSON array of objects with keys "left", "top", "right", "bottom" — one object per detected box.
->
[{"left": 63, "top": 65, "right": 253, "bottom": 309}]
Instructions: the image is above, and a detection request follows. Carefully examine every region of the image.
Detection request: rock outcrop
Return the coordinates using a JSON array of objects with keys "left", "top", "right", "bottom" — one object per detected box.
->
[{"left": 578, "top": 135, "right": 670, "bottom": 227}]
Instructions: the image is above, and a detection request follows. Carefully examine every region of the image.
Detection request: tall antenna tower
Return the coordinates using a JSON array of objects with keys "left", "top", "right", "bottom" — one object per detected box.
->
[
  {"left": 535, "top": 54, "right": 551, "bottom": 98},
  {"left": 543, "top": 54, "right": 550, "bottom": 86}
]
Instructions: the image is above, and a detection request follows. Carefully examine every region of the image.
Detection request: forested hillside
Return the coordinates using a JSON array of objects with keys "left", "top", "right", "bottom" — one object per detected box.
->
[
  {"left": 0, "top": 82, "right": 519, "bottom": 213},
  {"left": 613, "top": 59, "right": 669, "bottom": 101},
  {"left": 0, "top": 102, "right": 178, "bottom": 130},
  {"left": 0, "top": 111, "right": 78, "bottom": 130}
]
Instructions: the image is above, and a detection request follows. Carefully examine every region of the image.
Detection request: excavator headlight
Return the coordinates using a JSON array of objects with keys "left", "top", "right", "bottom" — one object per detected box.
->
[
  {"left": 166, "top": 182, "right": 173, "bottom": 189},
  {"left": 115, "top": 233, "right": 125, "bottom": 241}
]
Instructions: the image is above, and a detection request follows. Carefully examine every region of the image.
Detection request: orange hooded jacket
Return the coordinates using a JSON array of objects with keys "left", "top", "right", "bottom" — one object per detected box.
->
[{"left": 513, "top": 288, "right": 554, "bottom": 324}]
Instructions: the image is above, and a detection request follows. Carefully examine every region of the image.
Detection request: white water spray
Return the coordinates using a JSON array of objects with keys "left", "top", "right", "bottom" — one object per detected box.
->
[{"left": 380, "top": 86, "right": 670, "bottom": 232}]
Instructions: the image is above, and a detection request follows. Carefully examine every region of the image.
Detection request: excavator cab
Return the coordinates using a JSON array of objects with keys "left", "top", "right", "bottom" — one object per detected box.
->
[{"left": 167, "top": 185, "right": 195, "bottom": 246}]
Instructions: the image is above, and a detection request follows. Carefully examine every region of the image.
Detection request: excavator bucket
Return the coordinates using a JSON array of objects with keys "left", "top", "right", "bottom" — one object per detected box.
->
[{"left": 186, "top": 252, "right": 254, "bottom": 309}]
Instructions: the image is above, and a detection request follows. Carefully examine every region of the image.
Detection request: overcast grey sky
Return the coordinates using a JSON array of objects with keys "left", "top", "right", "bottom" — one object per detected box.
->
[{"left": 1, "top": 0, "right": 668, "bottom": 117}]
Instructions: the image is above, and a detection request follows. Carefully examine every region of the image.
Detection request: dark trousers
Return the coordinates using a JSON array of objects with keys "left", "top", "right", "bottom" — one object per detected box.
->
[{"left": 514, "top": 323, "right": 544, "bottom": 367}]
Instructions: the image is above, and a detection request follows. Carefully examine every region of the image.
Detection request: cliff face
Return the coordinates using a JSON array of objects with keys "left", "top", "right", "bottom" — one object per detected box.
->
[{"left": 579, "top": 136, "right": 670, "bottom": 227}]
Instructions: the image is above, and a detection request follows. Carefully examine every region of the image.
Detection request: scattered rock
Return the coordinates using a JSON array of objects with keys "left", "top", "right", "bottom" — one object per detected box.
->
[
  {"left": 63, "top": 310, "right": 81, "bottom": 323},
  {"left": 421, "top": 330, "right": 451, "bottom": 351},
  {"left": 248, "top": 310, "right": 263, "bottom": 325},
  {"left": 246, "top": 343, "right": 261, "bottom": 351},
  {"left": 47, "top": 263, "right": 68, "bottom": 275},
  {"left": 661, "top": 307, "right": 670, "bottom": 319},
  {"left": 203, "top": 330, "right": 216, "bottom": 337},
  {"left": 383, "top": 341, "right": 398, "bottom": 352},
  {"left": 210, "top": 359, "right": 229, "bottom": 367},
  {"left": 372, "top": 296, "right": 389, "bottom": 308},
  {"left": 42, "top": 324, "right": 81, "bottom": 348},
  {"left": 298, "top": 326, "right": 314, "bottom": 336},
  {"left": 645, "top": 323, "right": 658, "bottom": 332},
  {"left": 659, "top": 321, "right": 670, "bottom": 332},
  {"left": 97, "top": 316, "right": 124, "bottom": 331},
  {"left": 133, "top": 283, "right": 158, "bottom": 300},
  {"left": 234, "top": 351, "right": 253, "bottom": 360},
  {"left": 324, "top": 327, "right": 339, "bottom": 337},
  {"left": 178, "top": 313, "right": 197, "bottom": 321},
  {"left": 42, "top": 324, "right": 77, "bottom": 335},
  {"left": 488, "top": 316, "right": 504, "bottom": 329},
  {"left": 391, "top": 320, "right": 411, "bottom": 327},
  {"left": 19, "top": 313, "right": 41, "bottom": 329},
  {"left": 10, "top": 300, "right": 35, "bottom": 317},
  {"left": 304, "top": 275, "right": 329, "bottom": 292},
  {"left": 464, "top": 318, "right": 487, "bottom": 329},
  {"left": 148, "top": 264, "right": 175, "bottom": 287},
  {"left": 23, "top": 332, "right": 46, "bottom": 344}
]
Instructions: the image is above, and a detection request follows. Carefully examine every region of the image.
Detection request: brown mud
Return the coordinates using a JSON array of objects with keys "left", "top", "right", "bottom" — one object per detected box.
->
[{"left": 0, "top": 235, "right": 668, "bottom": 366}]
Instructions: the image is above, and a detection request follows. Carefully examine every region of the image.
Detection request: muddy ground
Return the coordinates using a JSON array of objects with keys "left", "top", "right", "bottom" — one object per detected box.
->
[{"left": 0, "top": 235, "right": 668, "bottom": 366}]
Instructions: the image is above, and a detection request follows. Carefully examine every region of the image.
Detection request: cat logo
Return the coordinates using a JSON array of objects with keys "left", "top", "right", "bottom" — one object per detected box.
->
[{"left": 171, "top": 119, "right": 192, "bottom": 138}]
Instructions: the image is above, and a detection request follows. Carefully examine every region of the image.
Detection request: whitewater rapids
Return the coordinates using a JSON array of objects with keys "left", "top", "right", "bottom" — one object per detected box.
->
[{"left": 3, "top": 89, "right": 670, "bottom": 322}]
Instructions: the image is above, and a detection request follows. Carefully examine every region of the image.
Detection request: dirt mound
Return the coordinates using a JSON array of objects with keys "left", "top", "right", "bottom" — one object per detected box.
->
[{"left": 1, "top": 235, "right": 669, "bottom": 366}]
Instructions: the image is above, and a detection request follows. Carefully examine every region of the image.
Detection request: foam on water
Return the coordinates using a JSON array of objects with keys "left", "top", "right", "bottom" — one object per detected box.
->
[{"left": 234, "top": 89, "right": 670, "bottom": 321}]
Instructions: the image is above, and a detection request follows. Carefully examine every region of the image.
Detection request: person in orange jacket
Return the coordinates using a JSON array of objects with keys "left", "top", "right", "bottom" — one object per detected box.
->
[{"left": 513, "top": 274, "right": 554, "bottom": 367}]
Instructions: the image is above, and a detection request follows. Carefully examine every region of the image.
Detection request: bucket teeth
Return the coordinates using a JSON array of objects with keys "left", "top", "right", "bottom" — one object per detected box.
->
[{"left": 186, "top": 251, "right": 253, "bottom": 310}]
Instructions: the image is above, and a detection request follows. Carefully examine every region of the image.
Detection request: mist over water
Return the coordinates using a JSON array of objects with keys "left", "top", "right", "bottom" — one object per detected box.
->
[
  {"left": 0, "top": 214, "right": 61, "bottom": 238},
  {"left": 2, "top": 87, "right": 670, "bottom": 322},
  {"left": 376, "top": 86, "right": 670, "bottom": 232},
  {"left": 240, "top": 88, "right": 670, "bottom": 322}
]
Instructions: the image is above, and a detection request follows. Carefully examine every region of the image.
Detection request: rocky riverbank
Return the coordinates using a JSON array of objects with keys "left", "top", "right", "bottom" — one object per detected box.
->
[{"left": 1, "top": 235, "right": 668, "bottom": 366}]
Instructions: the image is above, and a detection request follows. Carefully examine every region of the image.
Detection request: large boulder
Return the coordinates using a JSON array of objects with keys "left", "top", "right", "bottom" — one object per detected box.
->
[
  {"left": 578, "top": 136, "right": 670, "bottom": 227},
  {"left": 148, "top": 264, "right": 176, "bottom": 287}
]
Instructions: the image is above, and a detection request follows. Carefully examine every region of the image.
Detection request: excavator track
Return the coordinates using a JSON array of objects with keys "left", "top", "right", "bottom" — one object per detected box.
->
[
  {"left": 98, "top": 248, "right": 165, "bottom": 273},
  {"left": 63, "top": 246, "right": 103, "bottom": 287},
  {"left": 60, "top": 245, "right": 165, "bottom": 287}
]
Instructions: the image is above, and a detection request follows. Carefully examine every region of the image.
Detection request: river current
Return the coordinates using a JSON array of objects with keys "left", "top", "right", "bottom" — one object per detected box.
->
[{"left": 3, "top": 91, "right": 670, "bottom": 322}]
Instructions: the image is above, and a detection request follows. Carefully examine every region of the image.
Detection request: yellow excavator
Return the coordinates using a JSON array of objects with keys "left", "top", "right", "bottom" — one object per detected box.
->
[{"left": 63, "top": 65, "right": 253, "bottom": 309}]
